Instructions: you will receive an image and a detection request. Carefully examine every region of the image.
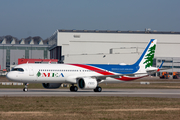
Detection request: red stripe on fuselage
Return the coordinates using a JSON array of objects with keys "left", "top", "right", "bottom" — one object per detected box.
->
[{"left": 70, "top": 64, "right": 114, "bottom": 76}]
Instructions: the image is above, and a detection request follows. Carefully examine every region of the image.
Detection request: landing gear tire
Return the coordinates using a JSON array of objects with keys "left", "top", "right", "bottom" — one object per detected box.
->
[
  {"left": 23, "top": 88, "right": 28, "bottom": 92},
  {"left": 23, "top": 83, "right": 28, "bottom": 92},
  {"left": 94, "top": 86, "right": 102, "bottom": 92},
  {"left": 70, "top": 86, "right": 78, "bottom": 92}
]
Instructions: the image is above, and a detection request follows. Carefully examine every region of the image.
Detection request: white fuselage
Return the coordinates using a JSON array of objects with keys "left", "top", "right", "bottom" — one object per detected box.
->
[{"left": 6, "top": 63, "right": 147, "bottom": 84}]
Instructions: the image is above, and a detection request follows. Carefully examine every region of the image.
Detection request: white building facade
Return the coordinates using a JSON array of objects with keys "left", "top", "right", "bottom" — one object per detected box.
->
[
  {"left": 49, "top": 30, "right": 180, "bottom": 76},
  {"left": 49, "top": 30, "right": 179, "bottom": 61}
]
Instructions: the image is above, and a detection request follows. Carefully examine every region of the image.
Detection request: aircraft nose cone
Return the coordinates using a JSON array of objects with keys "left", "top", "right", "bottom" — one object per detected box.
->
[
  {"left": 6, "top": 72, "right": 14, "bottom": 81},
  {"left": 6, "top": 72, "right": 11, "bottom": 80}
]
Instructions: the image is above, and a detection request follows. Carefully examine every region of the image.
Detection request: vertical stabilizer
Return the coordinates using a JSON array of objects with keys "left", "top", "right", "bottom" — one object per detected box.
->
[{"left": 134, "top": 39, "right": 157, "bottom": 70}]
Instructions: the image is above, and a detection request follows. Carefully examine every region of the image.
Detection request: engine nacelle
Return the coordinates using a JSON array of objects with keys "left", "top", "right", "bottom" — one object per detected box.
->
[
  {"left": 42, "top": 83, "right": 61, "bottom": 89},
  {"left": 77, "top": 77, "right": 97, "bottom": 90}
]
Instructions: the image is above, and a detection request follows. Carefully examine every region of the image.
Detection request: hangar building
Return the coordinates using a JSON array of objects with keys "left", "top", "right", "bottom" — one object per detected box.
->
[
  {"left": 49, "top": 29, "right": 180, "bottom": 76},
  {"left": 0, "top": 36, "right": 50, "bottom": 71}
]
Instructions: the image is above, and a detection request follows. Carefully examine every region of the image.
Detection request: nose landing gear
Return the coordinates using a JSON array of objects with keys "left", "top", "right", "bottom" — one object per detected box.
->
[{"left": 23, "top": 83, "right": 29, "bottom": 92}]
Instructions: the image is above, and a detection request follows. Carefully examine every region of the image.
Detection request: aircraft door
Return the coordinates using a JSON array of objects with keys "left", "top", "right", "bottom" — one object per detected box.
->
[{"left": 29, "top": 66, "right": 34, "bottom": 76}]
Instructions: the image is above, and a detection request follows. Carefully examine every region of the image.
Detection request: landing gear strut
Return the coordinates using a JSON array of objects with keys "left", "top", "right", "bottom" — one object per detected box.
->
[
  {"left": 23, "top": 83, "right": 28, "bottom": 92},
  {"left": 70, "top": 84, "right": 78, "bottom": 92},
  {"left": 94, "top": 86, "right": 102, "bottom": 92}
]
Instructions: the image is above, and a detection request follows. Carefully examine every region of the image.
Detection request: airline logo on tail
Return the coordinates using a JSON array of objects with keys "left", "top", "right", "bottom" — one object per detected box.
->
[
  {"left": 135, "top": 39, "right": 157, "bottom": 70},
  {"left": 143, "top": 42, "right": 156, "bottom": 68}
]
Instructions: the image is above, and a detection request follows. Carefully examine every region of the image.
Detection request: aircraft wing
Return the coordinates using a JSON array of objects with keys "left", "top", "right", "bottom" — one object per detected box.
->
[{"left": 91, "top": 72, "right": 148, "bottom": 80}]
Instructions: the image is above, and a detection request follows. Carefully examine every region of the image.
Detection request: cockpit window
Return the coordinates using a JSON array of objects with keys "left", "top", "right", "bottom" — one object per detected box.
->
[{"left": 11, "top": 68, "right": 24, "bottom": 72}]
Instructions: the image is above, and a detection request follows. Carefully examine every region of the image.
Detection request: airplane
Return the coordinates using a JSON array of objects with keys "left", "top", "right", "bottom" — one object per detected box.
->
[{"left": 6, "top": 39, "right": 161, "bottom": 92}]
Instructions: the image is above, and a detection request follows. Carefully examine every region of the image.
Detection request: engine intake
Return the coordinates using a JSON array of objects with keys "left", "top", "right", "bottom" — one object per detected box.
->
[
  {"left": 42, "top": 83, "right": 61, "bottom": 89},
  {"left": 77, "top": 77, "right": 97, "bottom": 89}
]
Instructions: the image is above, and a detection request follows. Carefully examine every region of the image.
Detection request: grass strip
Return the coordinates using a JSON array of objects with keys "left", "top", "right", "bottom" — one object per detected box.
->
[{"left": 0, "top": 96, "right": 180, "bottom": 120}]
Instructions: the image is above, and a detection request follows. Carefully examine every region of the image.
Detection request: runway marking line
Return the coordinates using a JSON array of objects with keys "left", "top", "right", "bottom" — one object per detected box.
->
[
  {"left": 0, "top": 111, "right": 47, "bottom": 114},
  {"left": 0, "top": 111, "right": 52, "bottom": 116},
  {"left": 96, "top": 108, "right": 180, "bottom": 112}
]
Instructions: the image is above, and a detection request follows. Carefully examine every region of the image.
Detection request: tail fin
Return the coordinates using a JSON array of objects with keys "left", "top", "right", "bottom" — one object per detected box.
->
[{"left": 134, "top": 39, "right": 157, "bottom": 69}]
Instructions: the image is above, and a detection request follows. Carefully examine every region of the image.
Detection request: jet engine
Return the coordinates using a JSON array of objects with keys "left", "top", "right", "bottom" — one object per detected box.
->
[
  {"left": 77, "top": 77, "right": 97, "bottom": 89},
  {"left": 42, "top": 83, "right": 61, "bottom": 89}
]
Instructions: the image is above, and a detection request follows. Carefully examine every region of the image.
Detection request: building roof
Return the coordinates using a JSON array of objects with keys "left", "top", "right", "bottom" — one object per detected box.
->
[
  {"left": 58, "top": 29, "right": 180, "bottom": 34},
  {"left": 0, "top": 35, "right": 18, "bottom": 44},
  {"left": 43, "top": 39, "right": 49, "bottom": 45},
  {"left": 0, "top": 35, "right": 49, "bottom": 46}
]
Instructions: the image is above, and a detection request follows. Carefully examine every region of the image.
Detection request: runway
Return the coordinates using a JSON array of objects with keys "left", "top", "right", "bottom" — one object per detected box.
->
[{"left": 0, "top": 89, "right": 180, "bottom": 98}]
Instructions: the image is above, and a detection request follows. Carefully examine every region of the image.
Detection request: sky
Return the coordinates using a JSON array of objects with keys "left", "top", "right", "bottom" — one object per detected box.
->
[{"left": 0, "top": 0, "right": 180, "bottom": 39}]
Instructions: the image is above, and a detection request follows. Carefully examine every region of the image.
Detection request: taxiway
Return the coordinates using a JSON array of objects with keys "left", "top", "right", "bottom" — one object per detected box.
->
[{"left": 0, "top": 89, "right": 180, "bottom": 98}]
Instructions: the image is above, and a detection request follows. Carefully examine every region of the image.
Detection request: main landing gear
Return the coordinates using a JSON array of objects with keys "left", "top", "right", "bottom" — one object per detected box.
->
[
  {"left": 70, "top": 84, "right": 78, "bottom": 92},
  {"left": 94, "top": 86, "right": 102, "bottom": 92},
  {"left": 69, "top": 84, "right": 102, "bottom": 92},
  {"left": 23, "top": 83, "right": 28, "bottom": 92}
]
